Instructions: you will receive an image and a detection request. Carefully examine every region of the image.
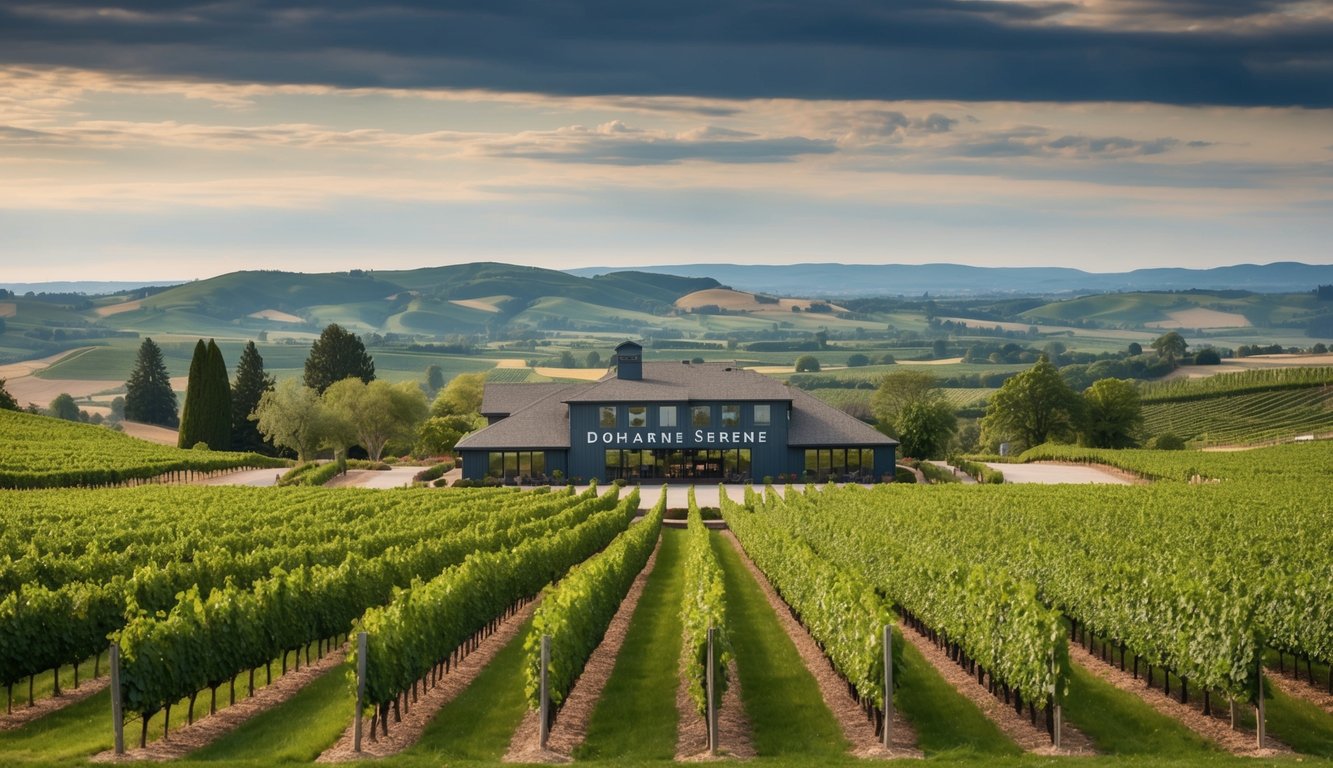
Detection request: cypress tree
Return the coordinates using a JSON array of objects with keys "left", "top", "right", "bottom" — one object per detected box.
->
[
  {"left": 124, "top": 337, "right": 178, "bottom": 428},
  {"left": 178, "top": 339, "right": 232, "bottom": 449},
  {"left": 231, "top": 341, "right": 275, "bottom": 453},
  {"left": 304, "top": 323, "right": 375, "bottom": 394}
]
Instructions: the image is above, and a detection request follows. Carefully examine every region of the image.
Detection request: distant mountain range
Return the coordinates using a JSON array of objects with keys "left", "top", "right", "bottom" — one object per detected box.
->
[
  {"left": 0, "top": 280, "right": 186, "bottom": 295},
  {"left": 567, "top": 262, "right": 1333, "bottom": 297}
]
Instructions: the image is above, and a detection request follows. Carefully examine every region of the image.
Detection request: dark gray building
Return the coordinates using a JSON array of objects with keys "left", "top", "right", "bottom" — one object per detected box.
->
[{"left": 458, "top": 341, "right": 897, "bottom": 483}]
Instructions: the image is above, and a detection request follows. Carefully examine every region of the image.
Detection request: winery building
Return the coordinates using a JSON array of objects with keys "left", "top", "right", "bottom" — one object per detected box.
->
[{"left": 457, "top": 341, "right": 897, "bottom": 483}]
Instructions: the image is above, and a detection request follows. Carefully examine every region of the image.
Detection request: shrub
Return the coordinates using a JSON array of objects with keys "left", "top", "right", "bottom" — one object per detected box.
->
[
  {"left": 894, "top": 467, "right": 917, "bottom": 483},
  {"left": 413, "top": 460, "right": 455, "bottom": 483},
  {"left": 1149, "top": 433, "right": 1187, "bottom": 450}
]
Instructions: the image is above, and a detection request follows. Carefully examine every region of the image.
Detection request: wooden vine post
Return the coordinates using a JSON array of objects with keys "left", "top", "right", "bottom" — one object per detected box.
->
[
  {"left": 539, "top": 634, "right": 551, "bottom": 750},
  {"left": 353, "top": 631, "right": 367, "bottom": 753},
  {"left": 1255, "top": 655, "right": 1266, "bottom": 749},
  {"left": 882, "top": 625, "right": 894, "bottom": 749},
  {"left": 707, "top": 626, "right": 718, "bottom": 755},
  {"left": 110, "top": 643, "right": 124, "bottom": 755},
  {"left": 1050, "top": 650, "right": 1063, "bottom": 750}
]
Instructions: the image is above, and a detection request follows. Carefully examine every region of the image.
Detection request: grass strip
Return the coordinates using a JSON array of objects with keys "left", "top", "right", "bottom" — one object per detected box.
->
[
  {"left": 188, "top": 660, "right": 351, "bottom": 762},
  {"left": 712, "top": 531, "right": 846, "bottom": 758},
  {"left": 1062, "top": 661, "right": 1217, "bottom": 755},
  {"left": 576, "top": 527, "right": 686, "bottom": 761},
  {"left": 0, "top": 687, "right": 111, "bottom": 762},
  {"left": 892, "top": 632, "right": 1022, "bottom": 758},
  {"left": 409, "top": 615, "right": 538, "bottom": 761},
  {"left": 1266, "top": 684, "right": 1333, "bottom": 758}
]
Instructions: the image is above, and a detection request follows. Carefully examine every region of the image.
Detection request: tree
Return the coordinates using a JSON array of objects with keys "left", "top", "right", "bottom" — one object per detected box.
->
[
  {"left": 424, "top": 364, "right": 445, "bottom": 397},
  {"left": 896, "top": 399, "right": 957, "bottom": 459},
  {"left": 251, "top": 379, "right": 329, "bottom": 462},
  {"left": 231, "top": 341, "right": 275, "bottom": 453},
  {"left": 1151, "top": 332, "right": 1188, "bottom": 364},
  {"left": 416, "top": 414, "right": 483, "bottom": 456},
  {"left": 585, "top": 350, "right": 602, "bottom": 369},
  {"left": 931, "top": 339, "right": 950, "bottom": 359},
  {"left": 794, "top": 355, "right": 821, "bottom": 372},
  {"left": 1194, "top": 348, "right": 1222, "bottom": 365},
  {"left": 48, "top": 393, "right": 81, "bottom": 421},
  {"left": 1080, "top": 378, "right": 1143, "bottom": 449},
  {"left": 0, "top": 379, "right": 17, "bottom": 411},
  {"left": 871, "top": 370, "right": 941, "bottom": 432},
  {"left": 178, "top": 339, "right": 231, "bottom": 450},
  {"left": 431, "top": 373, "right": 485, "bottom": 418},
  {"left": 1127, "top": 342, "right": 1143, "bottom": 356},
  {"left": 303, "top": 324, "right": 374, "bottom": 393},
  {"left": 124, "top": 337, "right": 178, "bottom": 427},
  {"left": 558, "top": 350, "right": 577, "bottom": 368},
  {"left": 846, "top": 353, "right": 870, "bottom": 367},
  {"left": 324, "top": 378, "right": 428, "bottom": 461},
  {"left": 982, "top": 356, "right": 1081, "bottom": 451}
]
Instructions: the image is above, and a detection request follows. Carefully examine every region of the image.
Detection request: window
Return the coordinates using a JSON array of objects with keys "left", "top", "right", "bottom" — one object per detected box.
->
[
  {"left": 692, "top": 405, "right": 711, "bottom": 427},
  {"left": 628, "top": 405, "right": 647, "bottom": 428},
  {"left": 721, "top": 404, "right": 740, "bottom": 427},
  {"left": 600, "top": 405, "right": 617, "bottom": 427},
  {"left": 753, "top": 404, "right": 771, "bottom": 426},
  {"left": 659, "top": 406, "right": 677, "bottom": 428}
]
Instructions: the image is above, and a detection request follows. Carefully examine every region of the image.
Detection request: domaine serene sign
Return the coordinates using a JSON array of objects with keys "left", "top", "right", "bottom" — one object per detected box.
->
[{"left": 585, "top": 429, "right": 771, "bottom": 446}]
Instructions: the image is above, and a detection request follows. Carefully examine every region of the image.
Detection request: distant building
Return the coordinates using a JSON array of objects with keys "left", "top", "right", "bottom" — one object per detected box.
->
[{"left": 457, "top": 340, "right": 897, "bottom": 483}]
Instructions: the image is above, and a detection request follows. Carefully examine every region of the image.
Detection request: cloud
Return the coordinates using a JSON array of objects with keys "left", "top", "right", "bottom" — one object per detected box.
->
[
  {"left": 953, "top": 128, "right": 1205, "bottom": 159},
  {"left": 475, "top": 121, "right": 837, "bottom": 165},
  {"left": 0, "top": 1, "right": 1330, "bottom": 106}
]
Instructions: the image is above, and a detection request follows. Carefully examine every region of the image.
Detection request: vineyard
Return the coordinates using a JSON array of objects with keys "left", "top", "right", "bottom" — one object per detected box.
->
[
  {"left": 0, "top": 443, "right": 1331, "bottom": 766},
  {"left": 1142, "top": 386, "right": 1333, "bottom": 446},
  {"left": 0, "top": 409, "right": 285, "bottom": 489}
]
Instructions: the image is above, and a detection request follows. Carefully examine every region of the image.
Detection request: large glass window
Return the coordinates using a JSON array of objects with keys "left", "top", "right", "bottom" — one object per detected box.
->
[
  {"left": 628, "top": 405, "right": 647, "bottom": 428},
  {"left": 721, "top": 404, "right": 740, "bottom": 427},
  {"left": 659, "top": 406, "right": 677, "bottom": 428},
  {"left": 600, "top": 405, "right": 617, "bottom": 427},
  {"left": 692, "top": 405, "right": 711, "bottom": 427},
  {"left": 487, "top": 451, "right": 546, "bottom": 481},
  {"left": 753, "top": 403, "right": 771, "bottom": 426}
]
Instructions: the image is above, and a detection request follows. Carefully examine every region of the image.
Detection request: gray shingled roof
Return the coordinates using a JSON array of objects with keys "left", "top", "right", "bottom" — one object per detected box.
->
[
  {"left": 480, "top": 382, "right": 574, "bottom": 417},
  {"left": 787, "top": 388, "right": 899, "bottom": 447},
  {"left": 457, "top": 383, "right": 582, "bottom": 450},
  {"left": 564, "top": 362, "right": 794, "bottom": 403}
]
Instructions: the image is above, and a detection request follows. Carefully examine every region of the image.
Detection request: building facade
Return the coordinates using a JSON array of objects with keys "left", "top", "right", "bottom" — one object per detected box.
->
[{"left": 458, "top": 341, "right": 897, "bottom": 483}]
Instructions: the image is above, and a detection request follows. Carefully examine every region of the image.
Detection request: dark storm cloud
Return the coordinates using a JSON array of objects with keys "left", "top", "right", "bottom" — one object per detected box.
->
[{"left": 1, "top": 0, "right": 1331, "bottom": 106}]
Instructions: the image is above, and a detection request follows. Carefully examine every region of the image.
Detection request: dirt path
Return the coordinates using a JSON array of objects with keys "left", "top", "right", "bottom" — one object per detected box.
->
[
  {"left": 505, "top": 540, "right": 663, "bottom": 763},
  {"left": 318, "top": 597, "right": 539, "bottom": 761},
  {"left": 985, "top": 462, "right": 1134, "bottom": 485},
  {"left": 722, "top": 532, "right": 920, "bottom": 759},
  {"left": 92, "top": 644, "right": 347, "bottom": 762},
  {"left": 0, "top": 675, "right": 110, "bottom": 731},
  {"left": 675, "top": 651, "right": 755, "bottom": 760},
  {"left": 322, "top": 467, "right": 419, "bottom": 489},
  {"left": 1067, "top": 641, "right": 1288, "bottom": 757},
  {"left": 897, "top": 622, "right": 1094, "bottom": 756},
  {"left": 1265, "top": 664, "right": 1333, "bottom": 714}
]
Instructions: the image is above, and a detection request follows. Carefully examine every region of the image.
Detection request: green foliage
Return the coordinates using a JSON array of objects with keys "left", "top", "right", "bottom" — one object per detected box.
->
[
  {"left": 251, "top": 379, "right": 329, "bottom": 462},
  {"left": 1080, "top": 378, "right": 1143, "bottom": 449},
  {"left": 324, "top": 378, "right": 428, "bottom": 461},
  {"left": 47, "top": 393, "right": 80, "bottom": 422},
  {"left": 424, "top": 364, "right": 445, "bottom": 396},
  {"left": 303, "top": 323, "right": 374, "bottom": 394},
  {"left": 416, "top": 414, "right": 484, "bottom": 456},
  {"left": 412, "top": 460, "right": 455, "bottom": 483},
  {"left": 178, "top": 339, "right": 231, "bottom": 451},
  {"left": 794, "top": 354, "right": 821, "bottom": 372},
  {"left": 353, "top": 488, "right": 636, "bottom": 710},
  {"left": 524, "top": 489, "right": 663, "bottom": 711},
  {"left": 894, "top": 467, "right": 917, "bottom": 483},
  {"left": 431, "top": 372, "right": 486, "bottom": 418},
  {"left": 680, "top": 488, "right": 729, "bottom": 721},
  {"left": 1148, "top": 433, "right": 1186, "bottom": 450},
  {"left": 124, "top": 337, "right": 178, "bottom": 428},
  {"left": 0, "top": 379, "right": 18, "bottom": 411},
  {"left": 982, "top": 356, "right": 1081, "bottom": 451},
  {"left": 0, "top": 409, "right": 282, "bottom": 489},
  {"left": 1138, "top": 366, "right": 1333, "bottom": 403},
  {"left": 952, "top": 456, "right": 1005, "bottom": 483},
  {"left": 896, "top": 399, "right": 957, "bottom": 459},
  {"left": 230, "top": 341, "right": 275, "bottom": 453},
  {"left": 1151, "top": 331, "right": 1188, "bottom": 363},
  {"left": 721, "top": 485, "right": 897, "bottom": 712},
  {"left": 846, "top": 353, "right": 871, "bottom": 367}
]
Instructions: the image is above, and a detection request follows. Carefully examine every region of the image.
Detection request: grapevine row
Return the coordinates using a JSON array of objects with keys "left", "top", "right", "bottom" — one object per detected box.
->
[{"left": 679, "top": 488, "right": 729, "bottom": 721}]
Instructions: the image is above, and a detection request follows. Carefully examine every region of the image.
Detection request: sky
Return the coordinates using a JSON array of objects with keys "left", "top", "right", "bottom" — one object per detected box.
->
[{"left": 1, "top": 1, "right": 1332, "bottom": 282}]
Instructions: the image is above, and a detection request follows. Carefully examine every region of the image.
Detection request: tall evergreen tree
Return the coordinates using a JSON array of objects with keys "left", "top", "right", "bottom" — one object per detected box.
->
[
  {"left": 178, "top": 339, "right": 232, "bottom": 449},
  {"left": 231, "top": 341, "right": 275, "bottom": 452},
  {"left": 303, "top": 323, "right": 375, "bottom": 394},
  {"left": 124, "top": 337, "right": 178, "bottom": 427}
]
